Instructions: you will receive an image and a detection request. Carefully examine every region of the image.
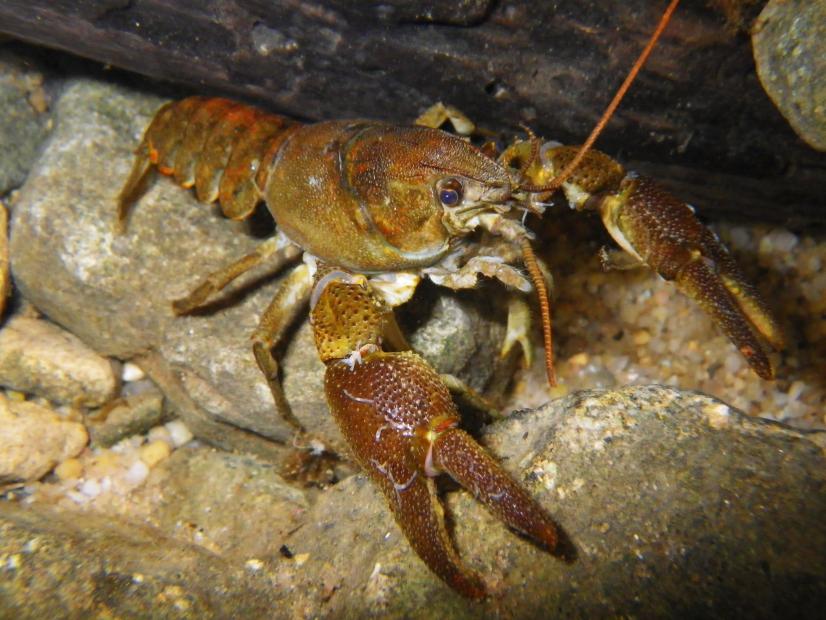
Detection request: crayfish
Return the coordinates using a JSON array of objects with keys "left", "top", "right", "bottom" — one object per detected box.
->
[{"left": 115, "top": 0, "right": 782, "bottom": 598}]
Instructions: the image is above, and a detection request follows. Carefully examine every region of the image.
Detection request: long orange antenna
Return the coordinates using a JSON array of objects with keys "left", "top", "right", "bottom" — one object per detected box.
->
[
  {"left": 520, "top": 1, "right": 680, "bottom": 390},
  {"left": 521, "top": 238, "right": 556, "bottom": 386},
  {"left": 528, "top": 0, "right": 680, "bottom": 194}
]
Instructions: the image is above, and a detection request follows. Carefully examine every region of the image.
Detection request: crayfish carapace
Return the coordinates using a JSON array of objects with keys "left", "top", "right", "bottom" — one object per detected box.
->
[{"left": 115, "top": 0, "right": 782, "bottom": 598}]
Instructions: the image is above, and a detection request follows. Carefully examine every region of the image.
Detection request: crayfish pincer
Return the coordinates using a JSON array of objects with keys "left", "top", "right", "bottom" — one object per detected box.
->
[{"left": 309, "top": 266, "right": 561, "bottom": 598}]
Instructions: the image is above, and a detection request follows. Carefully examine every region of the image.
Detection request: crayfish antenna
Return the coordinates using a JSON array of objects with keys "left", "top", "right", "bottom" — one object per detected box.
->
[
  {"left": 526, "top": 0, "right": 681, "bottom": 196},
  {"left": 520, "top": 238, "right": 557, "bottom": 387}
]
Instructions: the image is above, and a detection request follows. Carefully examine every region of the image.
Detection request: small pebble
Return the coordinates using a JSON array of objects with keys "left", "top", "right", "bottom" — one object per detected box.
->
[
  {"left": 54, "top": 458, "right": 83, "bottom": 480},
  {"left": 147, "top": 425, "right": 172, "bottom": 445},
  {"left": 139, "top": 440, "right": 171, "bottom": 467},
  {"left": 245, "top": 558, "right": 264, "bottom": 572},
  {"left": 122, "top": 362, "right": 146, "bottom": 382},
  {"left": 165, "top": 420, "right": 194, "bottom": 448},
  {"left": 632, "top": 330, "right": 651, "bottom": 346},
  {"left": 124, "top": 460, "right": 149, "bottom": 485},
  {"left": 80, "top": 479, "right": 101, "bottom": 498}
]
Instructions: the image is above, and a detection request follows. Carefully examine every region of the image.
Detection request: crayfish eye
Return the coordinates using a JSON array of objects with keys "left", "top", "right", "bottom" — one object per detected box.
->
[{"left": 437, "top": 178, "right": 463, "bottom": 206}]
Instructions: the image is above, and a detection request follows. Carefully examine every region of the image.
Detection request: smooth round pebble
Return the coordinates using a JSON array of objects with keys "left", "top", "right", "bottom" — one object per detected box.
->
[
  {"left": 54, "top": 458, "right": 83, "bottom": 480},
  {"left": 139, "top": 439, "right": 171, "bottom": 467},
  {"left": 165, "top": 420, "right": 194, "bottom": 447}
]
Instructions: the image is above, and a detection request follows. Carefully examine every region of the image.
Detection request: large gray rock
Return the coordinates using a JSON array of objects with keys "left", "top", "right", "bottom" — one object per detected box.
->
[
  {"left": 285, "top": 386, "right": 826, "bottom": 617},
  {"left": 3, "top": 386, "right": 824, "bottom": 617},
  {"left": 0, "top": 47, "right": 52, "bottom": 194},
  {"left": 9, "top": 77, "right": 512, "bottom": 453},
  {"left": 753, "top": 0, "right": 826, "bottom": 151}
]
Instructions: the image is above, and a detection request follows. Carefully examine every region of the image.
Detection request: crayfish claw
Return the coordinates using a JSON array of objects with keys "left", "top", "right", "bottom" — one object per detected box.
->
[
  {"left": 675, "top": 254, "right": 775, "bottom": 379},
  {"left": 433, "top": 427, "right": 559, "bottom": 553},
  {"left": 597, "top": 176, "right": 783, "bottom": 379},
  {"left": 372, "top": 449, "right": 488, "bottom": 599},
  {"left": 314, "top": 272, "right": 563, "bottom": 598},
  {"left": 325, "top": 353, "right": 490, "bottom": 599}
]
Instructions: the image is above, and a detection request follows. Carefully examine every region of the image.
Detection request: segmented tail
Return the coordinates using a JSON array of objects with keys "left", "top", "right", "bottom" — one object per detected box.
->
[{"left": 117, "top": 97, "right": 299, "bottom": 231}]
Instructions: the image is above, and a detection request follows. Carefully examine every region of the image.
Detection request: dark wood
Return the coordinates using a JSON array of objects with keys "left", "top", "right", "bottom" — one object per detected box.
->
[{"left": 0, "top": 0, "right": 823, "bottom": 225}]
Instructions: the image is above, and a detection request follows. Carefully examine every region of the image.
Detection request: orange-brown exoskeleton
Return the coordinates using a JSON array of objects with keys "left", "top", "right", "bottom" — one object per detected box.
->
[
  {"left": 116, "top": 0, "right": 782, "bottom": 598},
  {"left": 308, "top": 265, "right": 560, "bottom": 598}
]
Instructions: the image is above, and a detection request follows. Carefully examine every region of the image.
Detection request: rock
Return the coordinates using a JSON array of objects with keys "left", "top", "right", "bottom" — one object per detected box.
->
[
  {"left": 133, "top": 447, "right": 309, "bottom": 561},
  {"left": 282, "top": 385, "right": 826, "bottom": 617},
  {"left": 0, "top": 502, "right": 281, "bottom": 618},
  {"left": 3, "top": 385, "right": 824, "bottom": 615},
  {"left": 0, "top": 394, "right": 87, "bottom": 483},
  {"left": 87, "top": 388, "right": 165, "bottom": 448},
  {"left": 0, "top": 201, "right": 9, "bottom": 318},
  {"left": 753, "top": 0, "right": 826, "bottom": 151},
  {"left": 0, "top": 46, "right": 52, "bottom": 194},
  {"left": 0, "top": 316, "right": 119, "bottom": 407},
  {"left": 10, "top": 77, "right": 511, "bottom": 453}
]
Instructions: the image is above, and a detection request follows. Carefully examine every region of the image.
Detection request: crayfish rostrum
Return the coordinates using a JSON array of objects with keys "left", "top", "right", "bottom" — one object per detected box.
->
[{"left": 115, "top": 0, "right": 782, "bottom": 598}]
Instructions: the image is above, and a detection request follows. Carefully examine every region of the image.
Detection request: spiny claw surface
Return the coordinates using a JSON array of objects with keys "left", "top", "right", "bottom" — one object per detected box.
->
[
  {"left": 325, "top": 353, "right": 488, "bottom": 598},
  {"left": 598, "top": 176, "right": 783, "bottom": 379},
  {"left": 532, "top": 145, "right": 783, "bottom": 379},
  {"left": 312, "top": 272, "right": 559, "bottom": 598}
]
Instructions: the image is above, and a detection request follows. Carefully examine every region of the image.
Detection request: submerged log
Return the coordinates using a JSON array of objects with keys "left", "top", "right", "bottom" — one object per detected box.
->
[{"left": 0, "top": 0, "right": 823, "bottom": 224}]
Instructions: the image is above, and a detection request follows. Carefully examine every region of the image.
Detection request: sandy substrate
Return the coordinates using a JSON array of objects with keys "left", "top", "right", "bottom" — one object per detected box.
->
[{"left": 507, "top": 212, "right": 824, "bottom": 430}]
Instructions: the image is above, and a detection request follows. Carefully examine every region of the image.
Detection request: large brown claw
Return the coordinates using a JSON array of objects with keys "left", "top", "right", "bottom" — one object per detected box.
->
[
  {"left": 325, "top": 354, "right": 489, "bottom": 598},
  {"left": 527, "top": 144, "right": 782, "bottom": 379},
  {"left": 314, "top": 274, "right": 560, "bottom": 598},
  {"left": 434, "top": 427, "right": 558, "bottom": 551},
  {"left": 597, "top": 176, "right": 784, "bottom": 379}
]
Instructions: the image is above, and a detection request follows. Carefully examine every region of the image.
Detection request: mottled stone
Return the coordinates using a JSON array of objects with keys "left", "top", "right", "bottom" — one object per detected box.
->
[
  {"left": 284, "top": 386, "right": 826, "bottom": 617},
  {"left": 0, "top": 316, "right": 119, "bottom": 407},
  {"left": 0, "top": 394, "right": 87, "bottom": 483},
  {"left": 2, "top": 386, "right": 824, "bottom": 616},
  {"left": 0, "top": 47, "right": 52, "bottom": 194},
  {"left": 87, "top": 388, "right": 165, "bottom": 448},
  {"left": 0, "top": 502, "right": 280, "bottom": 618},
  {"left": 134, "top": 447, "right": 309, "bottom": 560},
  {"left": 753, "top": 0, "right": 826, "bottom": 150}
]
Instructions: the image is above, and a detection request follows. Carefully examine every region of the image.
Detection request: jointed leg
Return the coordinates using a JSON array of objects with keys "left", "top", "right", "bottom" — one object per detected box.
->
[
  {"left": 415, "top": 102, "right": 477, "bottom": 136},
  {"left": 172, "top": 237, "right": 302, "bottom": 315},
  {"left": 252, "top": 263, "right": 313, "bottom": 430},
  {"left": 500, "top": 295, "right": 534, "bottom": 369},
  {"left": 439, "top": 373, "right": 502, "bottom": 420}
]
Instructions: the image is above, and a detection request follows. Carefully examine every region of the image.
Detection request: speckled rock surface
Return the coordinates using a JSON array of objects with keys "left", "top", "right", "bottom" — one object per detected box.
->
[
  {"left": 9, "top": 77, "right": 511, "bottom": 453},
  {"left": 281, "top": 386, "right": 826, "bottom": 617},
  {"left": 753, "top": 0, "right": 826, "bottom": 151},
  {"left": 0, "top": 316, "right": 119, "bottom": 407},
  {"left": 3, "top": 385, "right": 825, "bottom": 616},
  {"left": 0, "top": 47, "right": 51, "bottom": 194},
  {"left": 0, "top": 502, "right": 280, "bottom": 619},
  {"left": 133, "top": 447, "right": 309, "bottom": 561},
  {"left": 0, "top": 395, "right": 87, "bottom": 483}
]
